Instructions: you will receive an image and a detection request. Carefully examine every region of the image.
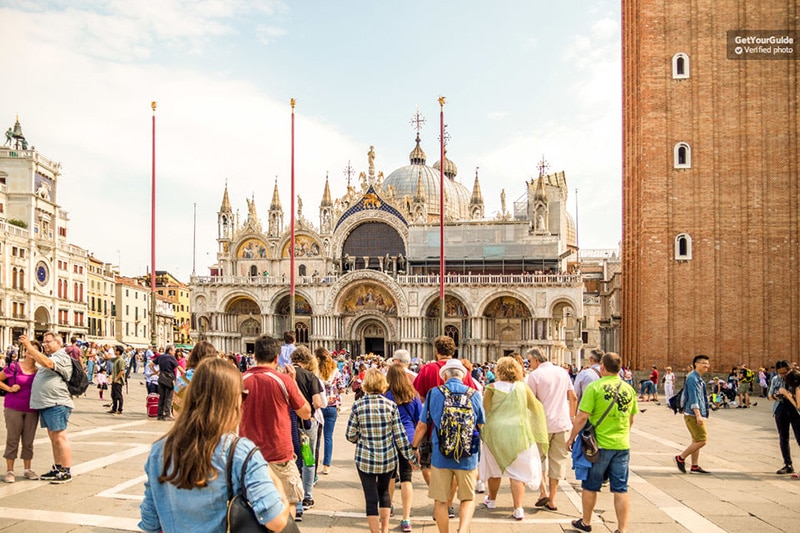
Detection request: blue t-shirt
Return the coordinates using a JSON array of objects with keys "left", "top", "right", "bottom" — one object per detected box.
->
[
  {"left": 420, "top": 378, "right": 484, "bottom": 470},
  {"left": 385, "top": 390, "right": 423, "bottom": 442}
]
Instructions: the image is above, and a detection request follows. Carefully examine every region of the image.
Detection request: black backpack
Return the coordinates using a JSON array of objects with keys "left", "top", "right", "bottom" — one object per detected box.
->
[
  {"left": 668, "top": 387, "right": 685, "bottom": 415},
  {"left": 61, "top": 358, "right": 90, "bottom": 397}
]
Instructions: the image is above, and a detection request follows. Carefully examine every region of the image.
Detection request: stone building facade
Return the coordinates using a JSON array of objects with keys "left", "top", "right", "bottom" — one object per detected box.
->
[
  {"left": 191, "top": 132, "right": 583, "bottom": 363},
  {"left": 0, "top": 118, "right": 88, "bottom": 347},
  {"left": 622, "top": 3, "right": 799, "bottom": 369}
]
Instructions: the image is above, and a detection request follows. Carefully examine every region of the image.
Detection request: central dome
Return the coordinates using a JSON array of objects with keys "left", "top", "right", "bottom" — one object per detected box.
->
[{"left": 383, "top": 136, "right": 470, "bottom": 221}]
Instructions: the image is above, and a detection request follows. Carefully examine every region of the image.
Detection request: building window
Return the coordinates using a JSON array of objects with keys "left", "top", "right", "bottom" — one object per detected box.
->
[
  {"left": 249, "top": 265, "right": 258, "bottom": 277},
  {"left": 675, "top": 233, "right": 692, "bottom": 260},
  {"left": 672, "top": 53, "right": 690, "bottom": 79},
  {"left": 295, "top": 322, "right": 309, "bottom": 344},
  {"left": 298, "top": 264, "right": 306, "bottom": 277},
  {"left": 674, "top": 142, "right": 691, "bottom": 169}
]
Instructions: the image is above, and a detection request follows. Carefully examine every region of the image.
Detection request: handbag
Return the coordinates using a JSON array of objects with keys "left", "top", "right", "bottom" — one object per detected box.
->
[
  {"left": 225, "top": 437, "right": 301, "bottom": 533},
  {"left": 580, "top": 382, "right": 622, "bottom": 463}
]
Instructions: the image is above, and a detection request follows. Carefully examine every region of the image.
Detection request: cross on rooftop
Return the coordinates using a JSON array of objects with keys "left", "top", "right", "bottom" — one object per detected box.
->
[{"left": 409, "top": 105, "right": 426, "bottom": 133}]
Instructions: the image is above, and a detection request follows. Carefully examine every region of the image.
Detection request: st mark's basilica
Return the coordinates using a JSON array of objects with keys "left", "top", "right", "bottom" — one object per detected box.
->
[{"left": 190, "top": 131, "right": 583, "bottom": 363}]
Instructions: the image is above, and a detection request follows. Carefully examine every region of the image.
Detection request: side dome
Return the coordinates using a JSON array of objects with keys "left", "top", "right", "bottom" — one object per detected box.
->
[{"left": 565, "top": 212, "right": 577, "bottom": 248}]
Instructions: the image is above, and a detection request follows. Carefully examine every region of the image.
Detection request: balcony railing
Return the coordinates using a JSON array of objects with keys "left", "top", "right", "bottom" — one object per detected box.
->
[{"left": 191, "top": 272, "right": 582, "bottom": 287}]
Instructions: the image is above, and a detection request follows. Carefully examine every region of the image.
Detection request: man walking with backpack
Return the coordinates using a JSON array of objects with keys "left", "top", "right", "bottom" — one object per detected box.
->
[
  {"left": 675, "top": 354, "right": 712, "bottom": 475},
  {"left": 413, "top": 359, "right": 484, "bottom": 533},
  {"left": 19, "top": 332, "right": 74, "bottom": 484}
]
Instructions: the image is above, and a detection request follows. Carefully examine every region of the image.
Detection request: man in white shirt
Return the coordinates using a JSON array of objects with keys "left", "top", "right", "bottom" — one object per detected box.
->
[
  {"left": 389, "top": 349, "right": 417, "bottom": 381},
  {"left": 573, "top": 348, "right": 604, "bottom": 402},
  {"left": 526, "top": 347, "right": 578, "bottom": 512}
]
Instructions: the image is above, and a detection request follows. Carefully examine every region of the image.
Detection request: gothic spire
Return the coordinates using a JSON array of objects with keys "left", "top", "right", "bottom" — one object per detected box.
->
[
  {"left": 270, "top": 178, "right": 282, "bottom": 211},
  {"left": 321, "top": 173, "right": 332, "bottom": 206},
  {"left": 470, "top": 168, "right": 483, "bottom": 205},
  {"left": 220, "top": 181, "right": 232, "bottom": 213}
]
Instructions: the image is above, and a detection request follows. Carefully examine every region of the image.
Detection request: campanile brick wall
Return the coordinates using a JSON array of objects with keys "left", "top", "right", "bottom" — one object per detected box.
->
[{"left": 622, "top": 1, "right": 799, "bottom": 370}]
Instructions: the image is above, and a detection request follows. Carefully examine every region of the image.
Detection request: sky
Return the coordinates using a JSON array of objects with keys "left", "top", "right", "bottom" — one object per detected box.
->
[{"left": 0, "top": 0, "right": 622, "bottom": 282}]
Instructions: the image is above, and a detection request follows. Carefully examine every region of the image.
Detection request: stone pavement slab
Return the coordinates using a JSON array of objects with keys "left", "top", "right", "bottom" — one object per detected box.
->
[{"left": 0, "top": 375, "right": 798, "bottom": 532}]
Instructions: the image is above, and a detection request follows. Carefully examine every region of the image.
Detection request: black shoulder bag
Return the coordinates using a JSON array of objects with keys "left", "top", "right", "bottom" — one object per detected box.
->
[
  {"left": 580, "top": 382, "right": 623, "bottom": 463},
  {"left": 225, "top": 437, "right": 300, "bottom": 533}
]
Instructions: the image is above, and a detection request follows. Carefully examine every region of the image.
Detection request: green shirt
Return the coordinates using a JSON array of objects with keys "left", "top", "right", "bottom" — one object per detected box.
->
[
  {"left": 112, "top": 356, "right": 126, "bottom": 385},
  {"left": 578, "top": 376, "right": 638, "bottom": 450}
]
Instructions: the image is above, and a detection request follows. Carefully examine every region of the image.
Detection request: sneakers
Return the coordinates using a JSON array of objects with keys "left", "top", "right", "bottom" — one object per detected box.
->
[
  {"left": 39, "top": 466, "right": 61, "bottom": 481},
  {"left": 512, "top": 507, "right": 525, "bottom": 521},
  {"left": 483, "top": 496, "right": 496, "bottom": 509},
  {"left": 689, "top": 465, "right": 711, "bottom": 474},
  {"left": 572, "top": 518, "right": 593, "bottom": 532},
  {"left": 674, "top": 455, "right": 686, "bottom": 474},
  {"left": 302, "top": 498, "right": 314, "bottom": 510},
  {"left": 400, "top": 519, "right": 412, "bottom": 532},
  {"left": 777, "top": 465, "right": 795, "bottom": 475},
  {"left": 50, "top": 470, "right": 72, "bottom": 484},
  {"left": 448, "top": 506, "right": 455, "bottom": 518},
  {"left": 321, "top": 465, "right": 330, "bottom": 475},
  {"left": 294, "top": 511, "right": 303, "bottom": 522},
  {"left": 4, "top": 471, "right": 14, "bottom": 483},
  {"left": 23, "top": 469, "right": 38, "bottom": 480},
  {"left": 475, "top": 479, "right": 486, "bottom": 493}
]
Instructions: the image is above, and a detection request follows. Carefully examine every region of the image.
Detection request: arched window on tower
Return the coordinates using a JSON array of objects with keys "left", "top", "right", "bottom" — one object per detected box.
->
[
  {"left": 675, "top": 233, "right": 692, "bottom": 261},
  {"left": 672, "top": 53, "right": 690, "bottom": 79},
  {"left": 298, "top": 264, "right": 306, "bottom": 277},
  {"left": 249, "top": 265, "right": 258, "bottom": 277},
  {"left": 674, "top": 142, "right": 691, "bottom": 169}
]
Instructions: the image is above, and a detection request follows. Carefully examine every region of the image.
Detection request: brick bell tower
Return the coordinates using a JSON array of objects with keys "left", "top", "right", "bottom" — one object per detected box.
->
[{"left": 622, "top": 1, "right": 800, "bottom": 370}]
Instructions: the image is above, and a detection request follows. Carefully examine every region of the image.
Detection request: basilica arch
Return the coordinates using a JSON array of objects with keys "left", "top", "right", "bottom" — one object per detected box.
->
[
  {"left": 479, "top": 294, "right": 534, "bottom": 359},
  {"left": 272, "top": 290, "right": 314, "bottom": 343},
  {"left": 347, "top": 313, "right": 397, "bottom": 358}
]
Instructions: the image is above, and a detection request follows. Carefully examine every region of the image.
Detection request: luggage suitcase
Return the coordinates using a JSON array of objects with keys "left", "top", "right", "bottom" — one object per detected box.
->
[{"left": 147, "top": 393, "right": 160, "bottom": 418}]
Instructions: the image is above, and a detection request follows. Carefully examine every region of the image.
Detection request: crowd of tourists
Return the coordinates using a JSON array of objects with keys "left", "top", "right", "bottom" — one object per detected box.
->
[{"left": 2, "top": 335, "right": 799, "bottom": 533}]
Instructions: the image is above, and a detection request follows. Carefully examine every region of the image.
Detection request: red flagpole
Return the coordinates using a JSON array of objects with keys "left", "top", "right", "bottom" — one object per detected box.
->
[
  {"left": 438, "top": 96, "right": 446, "bottom": 337},
  {"left": 150, "top": 101, "right": 157, "bottom": 348},
  {"left": 290, "top": 99, "right": 296, "bottom": 330}
]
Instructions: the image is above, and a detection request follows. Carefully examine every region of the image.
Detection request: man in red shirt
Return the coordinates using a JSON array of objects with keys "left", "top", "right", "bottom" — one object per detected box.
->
[
  {"left": 650, "top": 365, "right": 660, "bottom": 402},
  {"left": 64, "top": 338, "right": 82, "bottom": 364},
  {"left": 240, "top": 335, "right": 310, "bottom": 519}
]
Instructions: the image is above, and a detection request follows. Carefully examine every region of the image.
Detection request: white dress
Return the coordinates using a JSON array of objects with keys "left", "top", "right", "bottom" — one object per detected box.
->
[{"left": 478, "top": 381, "right": 542, "bottom": 489}]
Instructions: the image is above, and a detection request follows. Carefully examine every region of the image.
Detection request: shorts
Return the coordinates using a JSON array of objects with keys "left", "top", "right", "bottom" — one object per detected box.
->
[
  {"left": 395, "top": 454, "right": 413, "bottom": 484},
  {"left": 581, "top": 448, "right": 630, "bottom": 493},
  {"left": 268, "top": 460, "right": 304, "bottom": 503},
  {"left": 418, "top": 434, "right": 432, "bottom": 469},
  {"left": 684, "top": 415, "right": 708, "bottom": 442},
  {"left": 541, "top": 431, "right": 570, "bottom": 480},
  {"left": 739, "top": 382, "right": 751, "bottom": 394},
  {"left": 429, "top": 466, "right": 476, "bottom": 502},
  {"left": 39, "top": 405, "right": 72, "bottom": 432}
]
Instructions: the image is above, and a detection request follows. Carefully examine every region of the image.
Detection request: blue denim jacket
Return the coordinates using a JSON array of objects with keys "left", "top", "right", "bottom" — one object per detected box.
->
[
  {"left": 139, "top": 434, "right": 283, "bottom": 533},
  {"left": 682, "top": 370, "right": 709, "bottom": 418}
]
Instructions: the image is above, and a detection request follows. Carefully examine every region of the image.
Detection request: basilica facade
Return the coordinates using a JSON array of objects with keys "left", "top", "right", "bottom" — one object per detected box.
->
[{"left": 190, "top": 135, "right": 583, "bottom": 363}]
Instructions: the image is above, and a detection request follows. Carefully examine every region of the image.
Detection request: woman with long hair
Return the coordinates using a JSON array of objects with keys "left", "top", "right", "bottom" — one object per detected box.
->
[
  {"left": 347, "top": 368, "right": 418, "bottom": 533},
  {"left": 173, "top": 340, "right": 218, "bottom": 414},
  {"left": 480, "top": 356, "right": 549, "bottom": 521},
  {"left": 316, "top": 347, "right": 344, "bottom": 476},
  {"left": 139, "top": 358, "right": 290, "bottom": 532},
  {"left": 385, "top": 364, "right": 422, "bottom": 532}
]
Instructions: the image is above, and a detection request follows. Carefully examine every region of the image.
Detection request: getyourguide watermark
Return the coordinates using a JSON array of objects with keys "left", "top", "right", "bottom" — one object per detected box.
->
[{"left": 727, "top": 31, "right": 799, "bottom": 59}]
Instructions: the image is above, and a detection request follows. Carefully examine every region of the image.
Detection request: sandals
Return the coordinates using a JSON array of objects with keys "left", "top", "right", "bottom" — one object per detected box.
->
[
  {"left": 544, "top": 502, "right": 558, "bottom": 511},
  {"left": 534, "top": 496, "right": 550, "bottom": 507}
]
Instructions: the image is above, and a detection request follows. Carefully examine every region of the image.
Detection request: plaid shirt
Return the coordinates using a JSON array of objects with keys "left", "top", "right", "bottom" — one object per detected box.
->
[{"left": 346, "top": 393, "right": 416, "bottom": 474}]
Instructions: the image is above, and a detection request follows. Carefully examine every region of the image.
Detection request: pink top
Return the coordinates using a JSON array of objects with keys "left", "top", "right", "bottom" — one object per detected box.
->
[
  {"left": 525, "top": 361, "right": 575, "bottom": 433},
  {"left": 2, "top": 363, "right": 37, "bottom": 413}
]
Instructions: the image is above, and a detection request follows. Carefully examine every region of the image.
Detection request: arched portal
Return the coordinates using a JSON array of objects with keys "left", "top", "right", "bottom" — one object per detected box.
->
[
  {"left": 482, "top": 296, "right": 533, "bottom": 358},
  {"left": 342, "top": 221, "right": 405, "bottom": 270},
  {"left": 352, "top": 319, "right": 387, "bottom": 357}
]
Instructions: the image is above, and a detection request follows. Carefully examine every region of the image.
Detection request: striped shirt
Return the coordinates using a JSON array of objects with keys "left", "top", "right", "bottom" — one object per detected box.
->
[{"left": 346, "top": 393, "right": 417, "bottom": 474}]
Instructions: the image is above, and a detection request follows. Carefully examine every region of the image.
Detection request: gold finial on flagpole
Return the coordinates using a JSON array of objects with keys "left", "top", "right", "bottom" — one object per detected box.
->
[
  {"left": 151, "top": 101, "right": 157, "bottom": 113},
  {"left": 438, "top": 95, "right": 446, "bottom": 108},
  {"left": 291, "top": 98, "right": 296, "bottom": 109}
]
